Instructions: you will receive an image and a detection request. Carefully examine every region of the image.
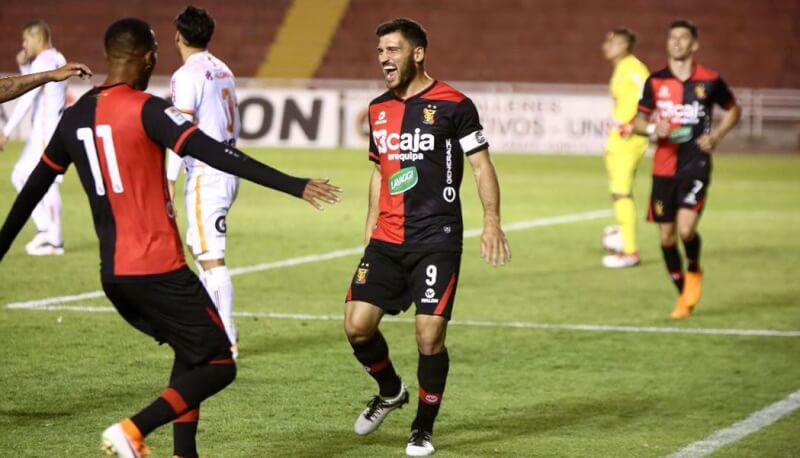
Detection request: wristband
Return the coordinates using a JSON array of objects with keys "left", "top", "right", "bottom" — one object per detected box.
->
[{"left": 645, "top": 123, "right": 656, "bottom": 135}]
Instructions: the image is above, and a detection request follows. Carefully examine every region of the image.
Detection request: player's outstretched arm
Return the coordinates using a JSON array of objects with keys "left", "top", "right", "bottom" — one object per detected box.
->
[
  {"left": 181, "top": 130, "right": 341, "bottom": 210},
  {"left": 467, "top": 150, "right": 511, "bottom": 267},
  {"left": 0, "top": 161, "right": 59, "bottom": 262},
  {"left": 0, "top": 63, "right": 91, "bottom": 104}
]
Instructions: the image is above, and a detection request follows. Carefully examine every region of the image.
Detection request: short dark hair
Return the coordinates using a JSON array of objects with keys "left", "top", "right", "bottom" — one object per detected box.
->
[
  {"left": 104, "top": 18, "right": 156, "bottom": 57},
  {"left": 611, "top": 27, "right": 636, "bottom": 52},
  {"left": 375, "top": 18, "right": 428, "bottom": 49},
  {"left": 670, "top": 19, "right": 699, "bottom": 39},
  {"left": 175, "top": 6, "right": 215, "bottom": 48},
  {"left": 23, "top": 20, "right": 51, "bottom": 43}
]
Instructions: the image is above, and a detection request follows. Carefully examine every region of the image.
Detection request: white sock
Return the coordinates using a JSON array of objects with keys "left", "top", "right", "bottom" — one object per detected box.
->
[{"left": 203, "top": 265, "right": 237, "bottom": 345}]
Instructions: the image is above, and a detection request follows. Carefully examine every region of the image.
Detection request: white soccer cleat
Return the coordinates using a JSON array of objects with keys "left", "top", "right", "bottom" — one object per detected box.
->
[
  {"left": 406, "top": 429, "right": 435, "bottom": 456},
  {"left": 24, "top": 232, "right": 48, "bottom": 252},
  {"left": 25, "top": 241, "right": 64, "bottom": 256},
  {"left": 602, "top": 252, "right": 640, "bottom": 269},
  {"left": 100, "top": 423, "right": 149, "bottom": 458},
  {"left": 354, "top": 382, "right": 409, "bottom": 436}
]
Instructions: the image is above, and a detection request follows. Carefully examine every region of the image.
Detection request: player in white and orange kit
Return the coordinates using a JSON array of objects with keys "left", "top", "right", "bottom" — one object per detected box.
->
[
  {"left": 0, "top": 20, "right": 67, "bottom": 255},
  {"left": 166, "top": 7, "right": 241, "bottom": 362}
]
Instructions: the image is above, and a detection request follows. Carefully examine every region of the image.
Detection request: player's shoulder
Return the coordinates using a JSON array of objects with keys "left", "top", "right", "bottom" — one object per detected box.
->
[
  {"left": 369, "top": 90, "right": 395, "bottom": 107},
  {"left": 649, "top": 66, "right": 673, "bottom": 80},
  {"left": 420, "top": 80, "right": 468, "bottom": 104},
  {"left": 625, "top": 55, "right": 649, "bottom": 74},
  {"left": 691, "top": 64, "right": 721, "bottom": 81}
]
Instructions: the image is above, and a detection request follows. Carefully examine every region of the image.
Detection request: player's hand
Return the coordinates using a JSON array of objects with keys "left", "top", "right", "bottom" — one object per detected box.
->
[
  {"left": 618, "top": 123, "right": 633, "bottom": 139},
  {"left": 0, "top": 134, "right": 8, "bottom": 151},
  {"left": 655, "top": 119, "right": 671, "bottom": 138},
  {"left": 49, "top": 62, "right": 93, "bottom": 82},
  {"left": 16, "top": 50, "right": 29, "bottom": 67},
  {"left": 480, "top": 222, "right": 511, "bottom": 267},
  {"left": 302, "top": 178, "right": 342, "bottom": 211},
  {"left": 696, "top": 133, "right": 719, "bottom": 153}
]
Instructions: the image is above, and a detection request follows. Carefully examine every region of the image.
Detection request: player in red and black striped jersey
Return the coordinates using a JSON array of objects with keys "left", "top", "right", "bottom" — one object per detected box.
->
[
  {"left": 0, "top": 18, "right": 340, "bottom": 458},
  {"left": 343, "top": 19, "right": 511, "bottom": 456},
  {"left": 633, "top": 19, "right": 741, "bottom": 319}
]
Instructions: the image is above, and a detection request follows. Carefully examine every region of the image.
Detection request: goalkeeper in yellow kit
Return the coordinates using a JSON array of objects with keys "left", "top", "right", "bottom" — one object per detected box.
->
[{"left": 601, "top": 28, "right": 650, "bottom": 268}]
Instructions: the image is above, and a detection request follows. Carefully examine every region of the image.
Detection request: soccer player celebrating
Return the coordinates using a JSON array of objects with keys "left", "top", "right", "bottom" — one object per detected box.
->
[
  {"left": 0, "top": 21, "right": 70, "bottom": 256},
  {"left": 166, "top": 6, "right": 241, "bottom": 359},
  {"left": 601, "top": 28, "right": 650, "bottom": 268},
  {"left": 343, "top": 18, "right": 511, "bottom": 456},
  {"left": 632, "top": 19, "right": 741, "bottom": 319},
  {"left": 0, "top": 18, "right": 340, "bottom": 458}
]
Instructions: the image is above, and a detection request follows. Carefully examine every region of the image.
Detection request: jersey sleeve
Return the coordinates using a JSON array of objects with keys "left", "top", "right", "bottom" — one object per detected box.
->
[
  {"left": 453, "top": 97, "right": 489, "bottom": 155},
  {"left": 170, "top": 70, "right": 198, "bottom": 118},
  {"left": 41, "top": 122, "right": 72, "bottom": 174},
  {"left": 638, "top": 75, "right": 656, "bottom": 114},
  {"left": 713, "top": 77, "right": 736, "bottom": 110},
  {"left": 141, "top": 96, "right": 198, "bottom": 155},
  {"left": 367, "top": 112, "right": 380, "bottom": 164}
]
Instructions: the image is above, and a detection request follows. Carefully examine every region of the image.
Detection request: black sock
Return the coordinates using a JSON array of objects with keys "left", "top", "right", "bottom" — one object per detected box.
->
[
  {"left": 351, "top": 332, "right": 402, "bottom": 397},
  {"left": 683, "top": 233, "right": 702, "bottom": 273},
  {"left": 131, "top": 358, "right": 236, "bottom": 437},
  {"left": 171, "top": 358, "right": 199, "bottom": 458},
  {"left": 412, "top": 350, "right": 449, "bottom": 434},
  {"left": 661, "top": 244, "right": 685, "bottom": 293}
]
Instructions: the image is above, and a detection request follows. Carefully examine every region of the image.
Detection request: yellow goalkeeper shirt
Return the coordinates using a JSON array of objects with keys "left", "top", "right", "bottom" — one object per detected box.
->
[{"left": 610, "top": 54, "right": 649, "bottom": 125}]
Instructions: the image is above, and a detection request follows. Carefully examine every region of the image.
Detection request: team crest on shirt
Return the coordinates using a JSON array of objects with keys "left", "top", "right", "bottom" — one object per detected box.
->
[
  {"left": 694, "top": 84, "right": 707, "bottom": 100},
  {"left": 355, "top": 263, "right": 369, "bottom": 285},
  {"left": 422, "top": 104, "right": 437, "bottom": 125}
]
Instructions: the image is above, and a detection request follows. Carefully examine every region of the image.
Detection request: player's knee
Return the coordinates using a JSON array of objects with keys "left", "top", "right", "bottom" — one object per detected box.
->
[
  {"left": 343, "top": 315, "right": 375, "bottom": 344},
  {"left": 415, "top": 324, "right": 446, "bottom": 355},
  {"left": 679, "top": 228, "right": 696, "bottom": 243},
  {"left": 660, "top": 232, "right": 677, "bottom": 247}
]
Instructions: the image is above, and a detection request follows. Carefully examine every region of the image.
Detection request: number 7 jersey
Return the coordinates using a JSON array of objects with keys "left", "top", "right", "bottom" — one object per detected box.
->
[{"left": 41, "top": 83, "right": 199, "bottom": 281}]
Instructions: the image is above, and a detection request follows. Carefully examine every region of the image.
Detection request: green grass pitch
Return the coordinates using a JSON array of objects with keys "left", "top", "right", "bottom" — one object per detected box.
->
[{"left": 0, "top": 141, "right": 798, "bottom": 457}]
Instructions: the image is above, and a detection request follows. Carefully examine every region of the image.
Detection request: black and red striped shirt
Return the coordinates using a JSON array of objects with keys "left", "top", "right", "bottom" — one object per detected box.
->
[
  {"left": 42, "top": 83, "right": 197, "bottom": 280},
  {"left": 367, "top": 80, "right": 488, "bottom": 251},
  {"left": 638, "top": 64, "right": 736, "bottom": 177}
]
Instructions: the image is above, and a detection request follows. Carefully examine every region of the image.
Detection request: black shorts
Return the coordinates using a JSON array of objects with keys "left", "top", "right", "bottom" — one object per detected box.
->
[
  {"left": 102, "top": 267, "right": 231, "bottom": 365},
  {"left": 345, "top": 241, "right": 461, "bottom": 320},
  {"left": 648, "top": 174, "right": 710, "bottom": 223}
]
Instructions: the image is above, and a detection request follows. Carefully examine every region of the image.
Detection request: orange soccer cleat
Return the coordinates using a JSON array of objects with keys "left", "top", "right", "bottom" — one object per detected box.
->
[
  {"left": 682, "top": 270, "right": 704, "bottom": 309},
  {"left": 101, "top": 419, "right": 151, "bottom": 458}
]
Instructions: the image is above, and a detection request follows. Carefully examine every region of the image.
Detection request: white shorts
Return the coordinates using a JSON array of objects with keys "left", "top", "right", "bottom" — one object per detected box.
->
[{"left": 184, "top": 173, "right": 239, "bottom": 260}]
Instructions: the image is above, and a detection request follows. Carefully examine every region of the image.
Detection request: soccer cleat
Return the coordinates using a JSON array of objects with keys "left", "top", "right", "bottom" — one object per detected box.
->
[
  {"left": 100, "top": 421, "right": 151, "bottom": 458},
  {"left": 602, "top": 252, "right": 641, "bottom": 269},
  {"left": 406, "top": 429, "right": 435, "bottom": 456},
  {"left": 24, "top": 231, "right": 48, "bottom": 252},
  {"left": 354, "top": 382, "right": 409, "bottom": 436},
  {"left": 683, "top": 270, "right": 704, "bottom": 308},
  {"left": 670, "top": 295, "right": 693, "bottom": 320},
  {"left": 25, "top": 241, "right": 64, "bottom": 256}
]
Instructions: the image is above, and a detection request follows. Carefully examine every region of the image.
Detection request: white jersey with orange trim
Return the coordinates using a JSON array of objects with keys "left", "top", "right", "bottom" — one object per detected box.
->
[
  {"left": 2, "top": 48, "right": 67, "bottom": 168},
  {"left": 166, "top": 51, "right": 240, "bottom": 182}
]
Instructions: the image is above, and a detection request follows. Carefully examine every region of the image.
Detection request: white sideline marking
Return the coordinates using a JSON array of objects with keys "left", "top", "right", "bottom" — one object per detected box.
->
[
  {"left": 667, "top": 389, "right": 800, "bottom": 457},
  {"left": 5, "top": 209, "right": 611, "bottom": 311},
  {"left": 15, "top": 305, "right": 800, "bottom": 338}
]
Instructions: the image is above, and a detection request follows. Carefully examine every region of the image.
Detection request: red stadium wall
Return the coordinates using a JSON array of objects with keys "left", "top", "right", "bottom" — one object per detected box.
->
[
  {"left": 317, "top": 0, "right": 800, "bottom": 89},
  {"left": 1, "top": 0, "right": 797, "bottom": 88},
  {"left": 0, "top": 0, "right": 291, "bottom": 78}
]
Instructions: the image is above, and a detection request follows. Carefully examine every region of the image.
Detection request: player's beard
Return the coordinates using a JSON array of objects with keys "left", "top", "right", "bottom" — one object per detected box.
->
[{"left": 387, "top": 55, "right": 416, "bottom": 91}]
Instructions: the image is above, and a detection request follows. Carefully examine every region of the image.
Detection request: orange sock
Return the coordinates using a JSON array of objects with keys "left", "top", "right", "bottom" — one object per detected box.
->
[{"left": 121, "top": 418, "right": 144, "bottom": 443}]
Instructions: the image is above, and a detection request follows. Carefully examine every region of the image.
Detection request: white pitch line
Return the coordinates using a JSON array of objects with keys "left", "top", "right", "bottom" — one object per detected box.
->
[
  {"left": 5, "top": 209, "right": 611, "bottom": 311},
  {"left": 667, "top": 389, "right": 800, "bottom": 458},
  {"left": 19, "top": 305, "right": 800, "bottom": 338}
]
